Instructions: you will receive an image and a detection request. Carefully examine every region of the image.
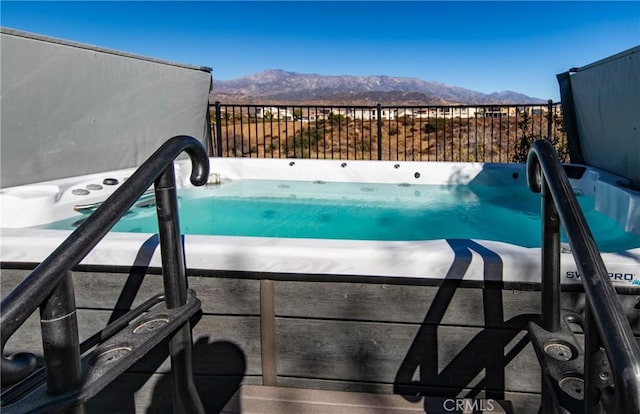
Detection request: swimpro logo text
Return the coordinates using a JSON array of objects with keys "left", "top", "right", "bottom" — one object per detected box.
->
[{"left": 565, "top": 271, "right": 636, "bottom": 283}]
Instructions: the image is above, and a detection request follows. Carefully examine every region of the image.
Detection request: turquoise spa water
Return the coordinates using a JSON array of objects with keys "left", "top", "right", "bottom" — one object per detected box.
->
[{"left": 44, "top": 179, "right": 640, "bottom": 252}]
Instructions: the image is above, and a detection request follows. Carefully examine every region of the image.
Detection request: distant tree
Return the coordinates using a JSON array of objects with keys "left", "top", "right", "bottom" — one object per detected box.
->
[
  {"left": 287, "top": 126, "right": 325, "bottom": 158},
  {"left": 551, "top": 113, "right": 570, "bottom": 162},
  {"left": 293, "top": 109, "right": 302, "bottom": 120},
  {"left": 513, "top": 111, "right": 534, "bottom": 163},
  {"left": 212, "top": 111, "right": 233, "bottom": 126},
  {"left": 513, "top": 109, "right": 569, "bottom": 163}
]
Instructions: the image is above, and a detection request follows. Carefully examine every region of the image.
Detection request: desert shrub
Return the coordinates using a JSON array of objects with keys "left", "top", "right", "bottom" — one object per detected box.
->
[
  {"left": 329, "top": 112, "right": 345, "bottom": 125},
  {"left": 398, "top": 115, "right": 413, "bottom": 126},
  {"left": 360, "top": 138, "right": 372, "bottom": 152},
  {"left": 350, "top": 137, "right": 372, "bottom": 154},
  {"left": 285, "top": 126, "right": 326, "bottom": 158},
  {"left": 511, "top": 111, "right": 568, "bottom": 163},
  {"left": 211, "top": 111, "right": 234, "bottom": 126},
  {"left": 423, "top": 119, "right": 446, "bottom": 133}
]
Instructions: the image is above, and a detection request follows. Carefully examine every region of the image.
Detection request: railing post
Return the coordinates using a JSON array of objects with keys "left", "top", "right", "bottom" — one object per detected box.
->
[
  {"left": 215, "top": 101, "right": 223, "bottom": 157},
  {"left": 584, "top": 305, "right": 607, "bottom": 413},
  {"left": 40, "top": 270, "right": 84, "bottom": 414},
  {"left": 540, "top": 176, "right": 562, "bottom": 414},
  {"left": 154, "top": 165, "right": 205, "bottom": 414},
  {"left": 376, "top": 103, "right": 382, "bottom": 160},
  {"left": 541, "top": 177, "right": 561, "bottom": 333},
  {"left": 546, "top": 99, "right": 553, "bottom": 141}
]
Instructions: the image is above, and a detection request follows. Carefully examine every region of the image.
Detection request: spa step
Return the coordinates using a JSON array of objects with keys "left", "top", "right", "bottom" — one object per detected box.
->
[{"left": 221, "top": 385, "right": 513, "bottom": 413}]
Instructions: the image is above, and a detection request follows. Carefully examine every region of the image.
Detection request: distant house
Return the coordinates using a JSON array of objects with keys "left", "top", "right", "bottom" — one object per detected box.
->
[
  {"left": 349, "top": 108, "right": 376, "bottom": 120},
  {"left": 440, "top": 107, "right": 477, "bottom": 118},
  {"left": 347, "top": 108, "right": 397, "bottom": 120},
  {"left": 412, "top": 108, "right": 432, "bottom": 119},
  {"left": 400, "top": 107, "right": 478, "bottom": 119},
  {"left": 519, "top": 106, "right": 547, "bottom": 117},
  {"left": 379, "top": 108, "right": 396, "bottom": 120},
  {"left": 458, "top": 107, "right": 477, "bottom": 118},
  {"left": 478, "top": 106, "right": 509, "bottom": 118},
  {"left": 256, "top": 106, "right": 294, "bottom": 121},
  {"left": 252, "top": 105, "right": 487, "bottom": 123},
  {"left": 396, "top": 109, "right": 415, "bottom": 118},
  {"left": 313, "top": 108, "right": 332, "bottom": 120}
]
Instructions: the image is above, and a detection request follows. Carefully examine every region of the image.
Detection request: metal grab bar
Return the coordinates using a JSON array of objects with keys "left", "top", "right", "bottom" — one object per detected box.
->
[
  {"left": 0, "top": 135, "right": 208, "bottom": 388},
  {"left": 526, "top": 139, "right": 640, "bottom": 412}
]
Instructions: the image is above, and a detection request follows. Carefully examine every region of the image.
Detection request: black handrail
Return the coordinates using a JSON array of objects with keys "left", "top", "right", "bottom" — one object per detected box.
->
[
  {"left": 526, "top": 139, "right": 640, "bottom": 412},
  {"left": 0, "top": 136, "right": 208, "bottom": 388}
]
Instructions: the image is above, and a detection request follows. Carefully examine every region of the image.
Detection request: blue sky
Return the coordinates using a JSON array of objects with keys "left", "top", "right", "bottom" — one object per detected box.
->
[{"left": 2, "top": 1, "right": 639, "bottom": 100}]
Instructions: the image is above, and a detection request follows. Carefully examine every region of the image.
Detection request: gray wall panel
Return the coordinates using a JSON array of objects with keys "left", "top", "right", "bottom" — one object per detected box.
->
[
  {"left": 568, "top": 46, "right": 640, "bottom": 185},
  {"left": 1, "top": 28, "right": 212, "bottom": 188}
]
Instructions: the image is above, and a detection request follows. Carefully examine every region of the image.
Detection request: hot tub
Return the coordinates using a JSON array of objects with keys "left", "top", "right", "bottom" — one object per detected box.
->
[{"left": 1, "top": 158, "right": 639, "bottom": 287}]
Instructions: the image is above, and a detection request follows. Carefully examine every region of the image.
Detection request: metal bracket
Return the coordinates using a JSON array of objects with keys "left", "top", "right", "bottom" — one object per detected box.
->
[
  {"left": 1, "top": 289, "right": 201, "bottom": 414},
  {"left": 528, "top": 311, "right": 613, "bottom": 413}
]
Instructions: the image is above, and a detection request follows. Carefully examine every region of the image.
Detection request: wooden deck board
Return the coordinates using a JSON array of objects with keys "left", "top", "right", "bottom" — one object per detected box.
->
[
  {"left": 2, "top": 267, "right": 638, "bottom": 413},
  {"left": 221, "top": 385, "right": 514, "bottom": 413}
]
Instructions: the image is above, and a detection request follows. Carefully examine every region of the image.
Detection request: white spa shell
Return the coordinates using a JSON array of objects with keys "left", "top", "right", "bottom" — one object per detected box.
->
[{"left": 1, "top": 158, "right": 639, "bottom": 288}]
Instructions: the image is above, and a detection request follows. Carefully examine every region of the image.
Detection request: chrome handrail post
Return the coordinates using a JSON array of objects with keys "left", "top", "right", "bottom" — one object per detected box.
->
[
  {"left": 154, "top": 164, "right": 204, "bottom": 414},
  {"left": 541, "top": 176, "right": 561, "bottom": 333},
  {"left": 40, "top": 270, "right": 84, "bottom": 414}
]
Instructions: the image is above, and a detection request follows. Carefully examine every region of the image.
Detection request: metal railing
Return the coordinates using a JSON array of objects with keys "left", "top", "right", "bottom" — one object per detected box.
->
[
  {"left": 210, "top": 101, "right": 568, "bottom": 162},
  {"left": 526, "top": 139, "right": 640, "bottom": 413},
  {"left": 0, "top": 136, "right": 209, "bottom": 413}
]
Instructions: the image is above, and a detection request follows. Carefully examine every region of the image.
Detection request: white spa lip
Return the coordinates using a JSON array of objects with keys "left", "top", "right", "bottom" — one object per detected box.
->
[
  {"left": 2, "top": 229, "right": 639, "bottom": 287},
  {"left": 1, "top": 158, "right": 639, "bottom": 287},
  {"left": 2, "top": 157, "right": 637, "bottom": 230}
]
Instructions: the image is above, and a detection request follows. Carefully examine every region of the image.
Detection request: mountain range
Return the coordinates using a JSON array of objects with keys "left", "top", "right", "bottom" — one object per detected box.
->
[{"left": 210, "top": 69, "right": 546, "bottom": 105}]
